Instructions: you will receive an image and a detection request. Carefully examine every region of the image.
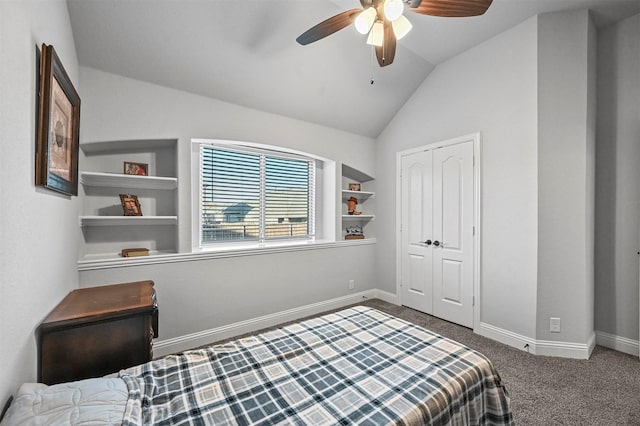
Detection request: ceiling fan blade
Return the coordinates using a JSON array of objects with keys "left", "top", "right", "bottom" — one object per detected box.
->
[
  {"left": 409, "top": 0, "right": 493, "bottom": 17},
  {"left": 296, "top": 9, "right": 361, "bottom": 45},
  {"left": 375, "top": 21, "right": 396, "bottom": 67}
]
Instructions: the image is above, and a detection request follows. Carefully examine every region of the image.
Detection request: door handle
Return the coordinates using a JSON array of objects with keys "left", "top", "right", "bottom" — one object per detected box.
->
[
  {"left": 423, "top": 239, "right": 432, "bottom": 246},
  {"left": 433, "top": 240, "right": 440, "bottom": 247}
]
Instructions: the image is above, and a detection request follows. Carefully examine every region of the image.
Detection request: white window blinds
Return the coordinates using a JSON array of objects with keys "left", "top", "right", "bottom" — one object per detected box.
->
[{"left": 200, "top": 145, "right": 315, "bottom": 244}]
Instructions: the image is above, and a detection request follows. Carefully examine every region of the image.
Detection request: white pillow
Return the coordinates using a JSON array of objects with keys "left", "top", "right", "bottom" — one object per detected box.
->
[{"left": 1, "top": 378, "right": 127, "bottom": 426}]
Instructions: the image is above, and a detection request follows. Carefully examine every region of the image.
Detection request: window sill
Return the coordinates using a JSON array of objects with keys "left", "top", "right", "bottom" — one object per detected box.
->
[{"left": 77, "top": 238, "right": 376, "bottom": 271}]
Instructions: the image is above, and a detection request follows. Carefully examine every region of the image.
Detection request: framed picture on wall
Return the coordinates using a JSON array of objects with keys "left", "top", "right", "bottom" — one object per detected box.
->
[{"left": 35, "top": 44, "right": 81, "bottom": 196}]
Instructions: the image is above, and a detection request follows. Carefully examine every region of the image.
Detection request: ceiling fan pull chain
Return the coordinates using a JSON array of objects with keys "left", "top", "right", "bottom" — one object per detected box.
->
[
  {"left": 369, "top": 47, "right": 377, "bottom": 85},
  {"left": 382, "top": 41, "right": 387, "bottom": 66}
]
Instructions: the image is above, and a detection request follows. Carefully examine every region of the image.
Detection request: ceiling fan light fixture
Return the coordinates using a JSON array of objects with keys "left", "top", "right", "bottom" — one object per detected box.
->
[
  {"left": 392, "top": 14, "right": 412, "bottom": 40},
  {"left": 296, "top": 0, "right": 494, "bottom": 68},
  {"left": 383, "top": 0, "right": 404, "bottom": 21},
  {"left": 366, "top": 20, "right": 384, "bottom": 46},
  {"left": 355, "top": 7, "right": 377, "bottom": 34}
]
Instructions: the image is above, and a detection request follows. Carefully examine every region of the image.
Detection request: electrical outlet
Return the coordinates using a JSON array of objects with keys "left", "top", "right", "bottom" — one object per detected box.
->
[
  {"left": 550, "top": 317, "right": 561, "bottom": 333},
  {"left": 348, "top": 279, "right": 355, "bottom": 290}
]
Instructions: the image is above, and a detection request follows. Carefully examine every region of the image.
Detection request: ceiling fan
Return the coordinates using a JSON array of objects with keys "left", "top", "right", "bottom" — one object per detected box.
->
[{"left": 296, "top": 0, "right": 493, "bottom": 67}]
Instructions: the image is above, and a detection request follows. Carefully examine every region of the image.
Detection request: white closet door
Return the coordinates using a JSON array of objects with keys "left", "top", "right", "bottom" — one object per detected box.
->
[
  {"left": 432, "top": 141, "right": 474, "bottom": 328},
  {"left": 399, "top": 140, "right": 475, "bottom": 328},
  {"left": 400, "top": 150, "right": 433, "bottom": 314}
]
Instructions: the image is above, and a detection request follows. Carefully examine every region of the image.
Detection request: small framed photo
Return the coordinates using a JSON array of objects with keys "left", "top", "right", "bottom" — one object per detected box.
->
[
  {"left": 348, "top": 183, "right": 361, "bottom": 191},
  {"left": 124, "top": 161, "right": 148, "bottom": 176},
  {"left": 35, "top": 44, "right": 81, "bottom": 196},
  {"left": 119, "top": 194, "right": 143, "bottom": 216},
  {"left": 345, "top": 224, "right": 364, "bottom": 240}
]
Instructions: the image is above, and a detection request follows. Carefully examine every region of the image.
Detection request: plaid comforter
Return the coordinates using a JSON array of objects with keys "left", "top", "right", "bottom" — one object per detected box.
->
[{"left": 119, "top": 306, "right": 513, "bottom": 425}]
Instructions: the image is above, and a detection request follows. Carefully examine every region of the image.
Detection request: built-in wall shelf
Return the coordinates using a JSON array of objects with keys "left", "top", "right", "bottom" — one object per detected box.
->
[
  {"left": 79, "top": 250, "right": 177, "bottom": 264},
  {"left": 80, "top": 139, "right": 177, "bottom": 154},
  {"left": 341, "top": 190, "right": 375, "bottom": 200},
  {"left": 342, "top": 164, "right": 374, "bottom": 183},
  {"left": 80, "top": 172, "right": 178, "bottom": 190},
  {"left": 341, "top": 215, "right": 375, "bottom": 220},
  {"left": 340, "top": 163, "right": 376, "bottom": 240},
  {"left": 78, "top": 139, "right": 179, "bottom": 261},
  {"left": 80, "top": 216, "right": 178, "bottom": 227}
]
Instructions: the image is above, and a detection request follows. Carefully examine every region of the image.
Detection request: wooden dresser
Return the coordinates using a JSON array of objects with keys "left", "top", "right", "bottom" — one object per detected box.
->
[{"left": 37, "top": 280, "right": 158, "bottom": 385}]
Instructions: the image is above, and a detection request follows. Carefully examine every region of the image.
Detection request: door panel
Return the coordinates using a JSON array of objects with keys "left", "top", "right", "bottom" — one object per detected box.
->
[
  {"left": 408, "top": 163, "right": 426, "bottom": 242},
  {"left": 408, "top": 253, "right": 427, "bottom": 294},
  {"left": 432, "top": 141, "right": 474, "bottom": 327},
  {"left": 441, "top": 156, "right": 462, "bottom": 250},
  {"left": 401, "top": 151, "right": 432, "bottom": 314},
  {"left": 441, "top": 259, "right": 462, "bottom": 304}
]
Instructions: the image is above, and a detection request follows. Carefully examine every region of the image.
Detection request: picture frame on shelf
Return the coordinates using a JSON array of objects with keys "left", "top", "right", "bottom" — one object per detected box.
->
[
  {"left": 124, "top": 161, "right": 148, "bottom": 176},
  {"left": 119, "top": 194, "right": 143, "bottom": 216},
  {"left": 35, "top": 44, "right": 81, "bottom": 196},
  {"left": 348, "top": 183, "right": 361, "bottom": 191},
  {"left": 345, "top": 224, "right": 364, "bottom": 240}
]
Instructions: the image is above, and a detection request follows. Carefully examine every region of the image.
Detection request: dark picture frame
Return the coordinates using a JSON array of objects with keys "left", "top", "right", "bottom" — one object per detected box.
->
[
  {"left": 349, "top": 183, "right": 361, "bottom": 191},
  {"left": 124, "top": 161, "right": 148, "bottom": 176},
  {"left": 120, "top": 194, "right": 143, "bottom": 216},
  {"left": 35, "top": 44, "right": 81, "bottom": 196}
]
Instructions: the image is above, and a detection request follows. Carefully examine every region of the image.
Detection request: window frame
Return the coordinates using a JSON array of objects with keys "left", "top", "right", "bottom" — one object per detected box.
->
[{"left": 191, "top": 139, "right": 333, "bottom": 253}]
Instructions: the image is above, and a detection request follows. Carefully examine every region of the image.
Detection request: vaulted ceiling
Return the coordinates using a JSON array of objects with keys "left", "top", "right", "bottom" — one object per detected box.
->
[{"left": 67, "top": 0, "right": 640, "bottom": 138}]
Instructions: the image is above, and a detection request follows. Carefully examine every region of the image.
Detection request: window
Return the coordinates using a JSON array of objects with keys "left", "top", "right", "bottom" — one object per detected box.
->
[{"left": 198, "top": 143, "right": 316, "bottom": 246}]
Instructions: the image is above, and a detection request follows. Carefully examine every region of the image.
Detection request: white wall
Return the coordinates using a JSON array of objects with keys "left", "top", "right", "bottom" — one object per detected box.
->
[
  {"left": 77, "top": 67, "right": 378, "bottom": 349},
  {"left": 595, "top": 13, "right": 640, "bottom": 342},
  {"left": 375, "top": 18, "right": 540, "bottom": 339},
  {"left": 536, "top": 10, "right": 596, "bottom": 344},
  {"left": 0, "top": 0, "right": 79, "bottom": 403},
  {"left": 79, "top": 244, "right": 377, "bottom": 348}
]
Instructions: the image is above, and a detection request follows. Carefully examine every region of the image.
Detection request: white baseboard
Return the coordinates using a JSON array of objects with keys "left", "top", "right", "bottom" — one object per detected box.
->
[
  {"left": 478, "top": 322, "right": 536, "bottom": 353},
  {"left": 479, "top": 322, "right": 595, "bottom": 359},
  {"left": 596, "top": 330, "right": 639, "bottom": 357},
  {"left": 534, "top": 332, "right": 595, "bottom": 359},
  {"left": 154, "top": 290, "right": 378, "bottom": 357},
  {"left": 370, "top": 289, "right": 398, "bottom": 305}
]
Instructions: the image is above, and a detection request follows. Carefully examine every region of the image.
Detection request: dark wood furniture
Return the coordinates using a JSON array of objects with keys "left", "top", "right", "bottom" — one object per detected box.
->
[{"left": 37, "top": 280, "right": 158, "bottom": 385}]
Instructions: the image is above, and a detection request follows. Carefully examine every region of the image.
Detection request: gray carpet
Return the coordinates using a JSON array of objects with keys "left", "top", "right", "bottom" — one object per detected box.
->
[{"left": 209, "top": 299, "right": 640, "bottom": 425}]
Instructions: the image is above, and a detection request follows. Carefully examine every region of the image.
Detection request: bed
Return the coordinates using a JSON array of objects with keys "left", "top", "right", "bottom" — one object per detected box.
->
[{"left": 1, "top": 306, "right": 513, "bottom": 425}]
